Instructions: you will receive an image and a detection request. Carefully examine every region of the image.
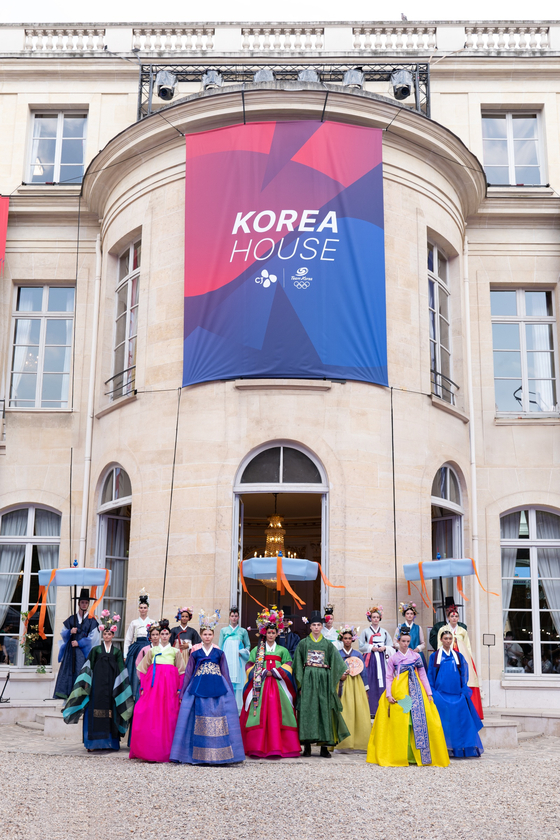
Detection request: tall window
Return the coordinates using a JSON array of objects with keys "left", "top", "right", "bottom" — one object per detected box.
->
[
  {"left": 431, "top": 465, "right": 463, "bottom": 613},
  {"left": 482, "top": 113, "right": 542, "bottom": 186},
  {"left": 29, "top": 112, "right": 87, "bottom": 185},
  {"left": 491, "top": 289, "right": 557, "bottom": 413},
  {"left": 97, "top": 467, "right": 132, "bottom": 649},
  {"left": 0, "top": 506, "right": 60, "bottom": 669},
  {"left": 9, "top": 286, "right": 75, "bottom": 409},
  {"left": 109, "top": 241, "right": 140, "bottom": 400},
  {"left": 501, "top": 508, "right": 560, "bottom": 677},
  {"left": 428, "top": 242, "right": 453, "bottom": 403}
]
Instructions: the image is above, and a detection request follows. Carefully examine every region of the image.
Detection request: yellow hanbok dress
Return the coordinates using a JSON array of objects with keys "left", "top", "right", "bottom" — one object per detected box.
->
[{"left": 367, "top": 649, "right": 449, "bottom": 767}]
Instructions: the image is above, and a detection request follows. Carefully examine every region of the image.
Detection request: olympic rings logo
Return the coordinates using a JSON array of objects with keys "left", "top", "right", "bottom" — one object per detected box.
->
[{"left": 293, "top": 280, "right": 311, "bottom": 289}]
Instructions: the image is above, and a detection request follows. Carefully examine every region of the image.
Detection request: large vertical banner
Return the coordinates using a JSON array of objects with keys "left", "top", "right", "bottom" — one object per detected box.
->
[
  {"left": 0, "top": 197, "right": 8, "bottom": 276},
  {"left": 183, "top": 121, "right": 387, "bottom": 387}
]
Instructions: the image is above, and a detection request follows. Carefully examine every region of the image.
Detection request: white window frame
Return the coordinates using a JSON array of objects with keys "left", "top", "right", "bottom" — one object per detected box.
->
[
  {"left": 482, "top": 111, "right": 544, "bottom": 187},
  {"left": 8, "top": 285, "right": 75, "bottom": 410},
  {"left": 0, "top": 505, "right": 60, "bottom": 670},
  {"left": 501, "top": 506, "right": 560, "bottom": 678},
  {"left": 431, "top": 465, "right": 464, "bottom": 620},
  {"left": 428, "top": 242, "right": 453, "bottom": 404},
  {"left": 491, "top": 287, "right": 558, "bottom": 415},
  {"left": 27, "top": 111, "right": 88, "bottom": 185},
  {"left": 109, "top": 241, "right": 140, "bottom": 401}
]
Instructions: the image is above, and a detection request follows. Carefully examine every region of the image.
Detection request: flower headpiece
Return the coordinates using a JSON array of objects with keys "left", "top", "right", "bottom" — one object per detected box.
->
[
  {"left": 175, "top": 606, "right": 194, "bottom": 621},
  {"left": 399, "top": 601, "right": 417, "bottom": 616},
  {"left": 337, "top": 623, "right": 360, "bottom": 642},
  {"left": 255, "top": 606, "right": 286, "bottom": 635},
  {"left": 138, "top": 587, "right": 149, "bottom": 607},
  {"left": 301, "top": 616, "right": 309, "bottom": 624},
  {"left": 99, "top": 610, "right": 120, "bottom": 634},
  {"left": 198, "top": 608, "right": 221, "bottom": 631},
  {"left": 446, "top": 603, "right": 460, "bottom": 616},
  {"left": 146, "top": 621, "right": 160, "bottom": 635},
  {"left": 366, "top": 603, "right": 383, "bottom": 620}
]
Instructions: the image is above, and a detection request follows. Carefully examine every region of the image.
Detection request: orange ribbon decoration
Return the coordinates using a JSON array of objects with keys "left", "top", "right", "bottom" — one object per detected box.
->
[
  {"left": 276, "top": 555, "right": 305, "bottom": 610},
  {"left": 239, "top": 561, "right": 267, "bottom": 609},
  {"left": 88, "top": 569, "right": 110, "bottom": 619},
  {"left": 38, "top": 569, "right": 57, "bottom": 639},
  {"left": 316, "top": 562, "right": 345, "bottom": 590},
  {"left": 456, "top": 575, "right": 469, "bottom": 602},
  {"left": 25, "top": 586, "right": 45, "bottom": 633},
  {"left": 418, "top": 561, "right": 436, "bottom": 613},
  {"left": 469, "top": 558, "right": 499, "bottom": 597}
]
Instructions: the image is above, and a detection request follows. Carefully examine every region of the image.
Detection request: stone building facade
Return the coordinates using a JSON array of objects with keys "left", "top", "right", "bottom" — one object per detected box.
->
[{"left": 0, "top": 20, "right": 559, "bottom": 708}]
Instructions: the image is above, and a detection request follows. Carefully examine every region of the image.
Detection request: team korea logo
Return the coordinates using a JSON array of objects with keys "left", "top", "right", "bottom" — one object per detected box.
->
[
  {"left": 292, "top": 267, "right": 312, "bottom": 289},
  {"left": 255, "top": 269, "right": 277, "bottom": 288}
]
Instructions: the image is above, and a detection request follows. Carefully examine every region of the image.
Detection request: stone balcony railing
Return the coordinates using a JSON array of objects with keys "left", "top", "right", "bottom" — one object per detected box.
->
[{"left": 2, "top": 21, "right": 557, "bottom": 55}]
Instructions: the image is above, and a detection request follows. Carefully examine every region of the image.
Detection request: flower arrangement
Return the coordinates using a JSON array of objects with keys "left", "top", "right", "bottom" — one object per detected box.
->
[
  {"left": 399, "top": 602, "right": 417, "bottom": 616},
  {"left": 19, "top": 611, "right": 40, "bottom": 666},
  {"left": 337, "top": 623, "right": 360, "bottom": 642},
  {"left": 366, "top": 603, "right": 384, "bottom": 619},
  {"left": 175, "top": 606, "right": 194, "bottom": 621},
  {"left": 198, "top": 608, "right": 221, "bottom": 631},
  {"left": 99, "top": 610, "right": 121, "bottom": 633},
  {"left": 255, "top": 606, "right": 285, "bottom": 635}
]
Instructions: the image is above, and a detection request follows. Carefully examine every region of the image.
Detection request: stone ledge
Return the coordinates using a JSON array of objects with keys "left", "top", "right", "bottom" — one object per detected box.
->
[
  {"left": 234, "top": 379, "right": 333, "bottom": 392},
  {"left": 495, "top": 415, "right": 560, "bottom": 425},
  {"left": 95, "top": 392, "right": 137, "bottom": 418},
  {"left": 430, "top": 394, "right": 469, "bottom": 423},
  {"left": 501, "top": 677, "right": 560, "bottom": 689}
]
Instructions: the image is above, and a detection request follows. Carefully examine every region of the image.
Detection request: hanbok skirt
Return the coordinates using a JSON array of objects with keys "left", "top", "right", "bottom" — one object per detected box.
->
[
  {"left": 336, "top": 675, "right": 372, "bottom": 751},
  {"left": 129, "top": 664, "right": 180, "bottom": 762},
  {"left": 364, "top": 651, "right": 388, "bottom": 717},
  {"left": 125, "top": 639, "right": 149, "bottom": 702},
  {"left": 432, "top": 687, "right": 484, "bottom": 758},
  {"left": 240, "top": 676, "right": 300, "bottom": 758},
  {"left": 367, "top": 671, "right": 449, "bottom": 767},
  {"left": 83, "top": 713, "right": 120, "bottom": 751},
  {"left": 170, "top": 687, "right": 245, "bottom": 765}
]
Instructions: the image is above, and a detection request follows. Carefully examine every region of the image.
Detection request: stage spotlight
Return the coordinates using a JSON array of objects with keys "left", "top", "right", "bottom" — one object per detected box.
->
[
  {"left": 155, "top": 70, "right": 177, "bottom": 101},
  {"left": 202, "top": 70, "right": 224, "bottom": 90},
  {"left": 342, "top": 67, "right": 364, "bottom": 89},
  {"left": 298, "top": 68, "right": 320, "bottom": 83},
  {"left": 253, "top": 68, "right": 275, "bottom": 83},
  {"left": 391, "top": 68, "right": 414, "bottom": 100}
]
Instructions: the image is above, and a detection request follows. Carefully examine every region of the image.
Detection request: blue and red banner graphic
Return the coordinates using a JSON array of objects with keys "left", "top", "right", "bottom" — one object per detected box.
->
[{"left": 183, "top": 120, "right": 387, "bottom": 387}]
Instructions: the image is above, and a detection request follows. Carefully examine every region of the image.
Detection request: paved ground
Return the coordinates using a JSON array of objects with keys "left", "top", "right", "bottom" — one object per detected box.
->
[{"left": 1, "top": 726, "right": 559, "bottom": 839}]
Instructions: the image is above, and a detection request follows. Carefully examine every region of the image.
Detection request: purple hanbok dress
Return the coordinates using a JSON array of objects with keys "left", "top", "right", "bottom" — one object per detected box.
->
[{"left": 358, "top": 625, "right": 393, "bottom": 717}]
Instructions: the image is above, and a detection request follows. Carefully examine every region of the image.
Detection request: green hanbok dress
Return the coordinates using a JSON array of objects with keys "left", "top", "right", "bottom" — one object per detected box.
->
[{"left": 292, "top": 634, "right": 350, "bottom": 746}]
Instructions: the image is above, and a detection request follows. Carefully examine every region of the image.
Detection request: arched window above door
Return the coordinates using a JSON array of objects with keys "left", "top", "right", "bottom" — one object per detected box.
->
[
  {"left": 99, "top": 466, "right": 132, "bottom": 510},
  {"left": 238, "top": 444, "right": 325, "bottom": 487}
]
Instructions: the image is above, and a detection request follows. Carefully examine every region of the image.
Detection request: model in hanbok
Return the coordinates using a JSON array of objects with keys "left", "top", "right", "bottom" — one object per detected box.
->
[
  {"left": 170, "top": 606, "right": 201, "bottom": 651},
  {"left": 428, "top": 630, "right": 484, "bottom": 758},
  {"left": 129, "top": 619, "right": 185, "bottom": 762},
  {"left": 54, "top": 588, "right": 99, "bottom": 700},
  {"left": 322, "top": 604, "right": 341, "bottom": 649},
  {"left": 293, "top": 610, "right": 350, "bottom": 757},
  {"left": 367, "top": 627, "right": 449, "bottom": 767},
  {"left": 170, "top": 610, "right": 245, "bottom": 765},
  {"left": 218, "top": 606, "right": 250, "bottom": 712},
  {"left": 335, "top": 626, "right": 371, "bottom": 751},
  {"left": 394, "top": 601, "right": 427, "bottom": 668},
  {"left": 62, "top": 613, "right": 133, "bottom": 751},
  {"left": 358, "top": 604, "right": 393, "bottom": 717},
  {"left": 277, "top": 624, "right": 300, "bottom": 657},
  {"left": 437, "top": 605, "right": 484, "bottom": 719},
  {"left": 123, "top": 588, "right": 154, "bottom": 704},
  {"left": 240, "top": 607, "right": 300, "bottom": 759}
]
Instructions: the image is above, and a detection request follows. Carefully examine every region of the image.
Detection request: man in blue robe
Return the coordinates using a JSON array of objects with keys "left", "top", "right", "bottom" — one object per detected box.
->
[
  {"left": 427, "top": 629, "right": 484, "bottom": 758},
  {"left": 54, "top": 589, "right": 99, "bottom": 700}
]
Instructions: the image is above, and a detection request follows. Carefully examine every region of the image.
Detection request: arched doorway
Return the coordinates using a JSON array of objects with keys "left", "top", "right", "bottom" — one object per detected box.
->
[{"left": 232, "top": 443, "right": 328, "bottom": 635}]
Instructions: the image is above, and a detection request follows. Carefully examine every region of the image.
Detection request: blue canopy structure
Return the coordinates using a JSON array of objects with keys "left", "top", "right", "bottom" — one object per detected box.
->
[
  {"left": 38, "top": 568, "right": 112, "bottom": 586},
  {"left": 403, "top": 559, "right": 474, "bottom": 582},
  {"left": 242, "top": 557, "right": 318, "bottom": 581}
]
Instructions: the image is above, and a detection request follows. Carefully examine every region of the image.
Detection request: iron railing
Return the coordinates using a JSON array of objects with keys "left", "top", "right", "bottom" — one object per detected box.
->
[
  {"left": 137, "top": 61, "right": 430, "bottom": 120},
  {"left": 431, "top": 370, "right": 459, "bottom": 406},
  {"left": 104, "top": 366, "right": 136, "bottom": 400}
]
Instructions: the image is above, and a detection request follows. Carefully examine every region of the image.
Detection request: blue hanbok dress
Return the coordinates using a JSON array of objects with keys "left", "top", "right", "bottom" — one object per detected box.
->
[
  {"left": 427, "top": 648, "right": 484, "bottom": 758},
  {"left": 54, "top": 613, "right": 99, "bottom": 700},
  {"left": 170, "top": 645, "right": 245, "bottom": 765}
]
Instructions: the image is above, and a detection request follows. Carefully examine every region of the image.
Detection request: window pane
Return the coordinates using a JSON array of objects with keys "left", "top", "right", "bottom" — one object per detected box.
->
[
  {"left": 539, "top": 582, "right": 560, "bottom": 610},
  {"left": 31, "top": 137, "right": 56, "bottom": 165},
  {"left": 427, "top": 243, "right": 434, "bottom": 273},
  {"left": 129, "top": 305, "right": 138, "bottom": 339},
  {"left": 484, "top": 166, "right": 510, "bottom": 185},
  {"left": 10, "top": 373, "right": 37, "bottom": 401},
  {"left": 449, "top": 470, "right": 460, "bottom": 505},
  {"left": 440, "top": 348, "right": 451, "bottom": 380},
  {"left": 494, "top": 379, "right": 523, "bottom": 411},
  {"left": 541, "top": 644, "right": 560, "bottom": 673},
  {"left": 41, "top": 373, "right": 69, "bottom": 403},
  {"left": 437, "top": 252, "right": 447, "bottom": 283},
  {"left": 132, "top": 242, "right": 141, "bottom": 271},
  {"left": 17, "top": 288, "right": 43, "bottom": 312},
  {"left": 483, "top": 138, "right": 508, "bottom": 166},
  {"left": 102, "top": 473, "right": 114, "bottom": 505},
  {"left": 12, "top": 346, "right": 38, "bottom": 373},
  {"left": 113, "top": 343, "right": 125, "bottom": 377},
  {"left": 539, "top": 612, "right": 560, "bottom": 643},
  {"left": 130, "top": 276, "right": 139, "bottom": 308},
  {"left": 513, "top": 139, "right": 538, "bottom": 166},
  {"left": 527, "top": 352, "right": 554, "bottom": 379},
  {"left": 515, "top": 166, "right": 541, "bottom": 186},
  {"left": 526, "top": 324, "right": 553, "bottom": 351},
  {"left": 528, "top": 380, "right": 556, "bottom": 412},
  {"left": 240, "top": 448, "right": 281, "bottom": 483},
  {"left": 106, "top": 517, "right": 130, "bottom": 558},
  {"left": 512, "top": 115, "right": 538, "bottom": 138},
  {"left": 48, "top": 287, "right": 75, "bottom": 312},
  {"left": 43, "top": 346, "right": 71, "bottom": 373},
  {"left": 493, "top": 350, "right": 521, "bottom": 377},
  {"left": 490, "top": 290, "right": 517, "bottom": 316},
  {"left": 0, "top": 510, "right": 28, "bottom": 536},
  {"left": 282, "top": 447, "right": 322, "bottom": 483},
  {"left": 482, "top": 115, "right": 507, "bottom": 138},
  {"left": 503, "top": 635, "right": 528, "bottom": 670},
  {"left": 127, "top": 336, "right": 137, "bottom": 370},
  {"left": 525, "top": 291, "right": 552, "bottom": 318},
  {"left": 431, "top": 515, "right": 454, "bottom": 559},
  {"left": 500, "top": 511, "right": 522, "bottom": 541},
  {"left": 492, "top": 323, "right": 520, "bottom": 350},
  {"left": 508, "top": 579, "right": 532, "bottom": 609},
  {"left": 34, "top": 114, "right": 58, "bottom": 137},
  {"left": 60, "top": 138, "right": 84, "bottom": 164},
  {"left": 116, "top": 284, "right": 128, "bottom": 319},
  {"left": 62, "top": 116, "right": 86, "bottom": 138},
  {"left": 501, "top": 546, "right": 530, "bottom": 576},
  {"left": 34, "top": 509, "right": 61, "bottom": 537},
  {"left": 439, "top": 317, "right": 450, "bottom": 350},
  {"left": 115, "top": 315, "right": 126, "bottom": 348},
  {"left": 429, "top": 311, "right": 436, "bottom": 341},
  {"left": 45, "top": 319, "right": 73, "bottom": 345},
  {"left": 114, "top": 468, "right": 132, "bottom": 499},
  {"left": 428, "top": 278, "right": 435, "bottom": 310},
  {"left": 536, "top": 511, "right": 560, "bottom": 541},
  {"left": 119, "top": 251, "right": 130, "bottom": 281},
  {"left": 438, "top": 289, "right": 449, "bottom": 320},
  {"left": 504, "top": 610, "right": 533, "bottom": 639},
  {"left": 59, "top": 165, "right": 84, "bottom": 185},
  {"left": 14, "top": 319, "right": 41, "bottom": 345},
  {"left": 431, "top": 468, "right": 446, "bottom": 499}
]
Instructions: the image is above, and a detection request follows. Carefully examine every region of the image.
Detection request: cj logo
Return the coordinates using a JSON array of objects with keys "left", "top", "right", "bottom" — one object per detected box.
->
[
  {"left": 255, "top": 269, "right": 277, "bottom": 289},
  {"left": 292, "top": 266, "right": 312, "bottom": 289}
]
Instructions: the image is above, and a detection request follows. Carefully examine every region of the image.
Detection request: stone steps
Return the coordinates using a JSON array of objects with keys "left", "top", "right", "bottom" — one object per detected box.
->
[{"left": 15, "top": 720, "right": 44, "bottom": 732}]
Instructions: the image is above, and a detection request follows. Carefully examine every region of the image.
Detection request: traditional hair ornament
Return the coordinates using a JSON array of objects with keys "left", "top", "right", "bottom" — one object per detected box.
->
[
  {"left": 147, "top": 621, "right": 160, "bottom": 635},
  {"left": 99, "top": 609, "right": 120, "bottom": 634},
  {"left": 175, "top": 606, "right": 193, "bottom": 621},
  {"left": 324, "top": 603, "right": 335, "bottom": 618},
  {"left": 337, "top": 623, "right": 360, "bottom": 642},
  {"left": 198, "top": 608, "right": 221, "bottom": 631},
  {"left": 446, "top": 603, "right": 460, "bottom": 616},
  {"left": 158, "top": 618, "right": 170, "bottom": 633},
  {"left": 366, "top": 603, "right": 383, "bottom": 620},
  {"left": 399, "top": 601, "right": 417, "bottom": 616},
  {"left": 138, "top": 588, "right": 150, "bottom": 607},
  {"left": 255, "top": 606, "right": 285, "bottom": 636},
  {"left": 398, "top": 625, "right": 412, "bottom": 637},
  {"left": 301, "top": 616, "right": 309, "bottom": 624}
]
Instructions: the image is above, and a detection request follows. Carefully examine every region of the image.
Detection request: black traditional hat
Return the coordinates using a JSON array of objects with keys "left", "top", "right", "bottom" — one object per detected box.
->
[
  {"left": 78, "top": 588, "right": 92, "bottom": 601},
  {"left": 309, "top": 610, "right": 323, "bottom": 624}
]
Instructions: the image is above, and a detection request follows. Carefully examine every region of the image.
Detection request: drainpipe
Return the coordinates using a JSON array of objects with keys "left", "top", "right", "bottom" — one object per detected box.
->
[
  {"left": 463, "top": 236, "right": 483, "bottom": 682},
  {"left": 78, "top": 233, "right": 102, "bottom": 566}
]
